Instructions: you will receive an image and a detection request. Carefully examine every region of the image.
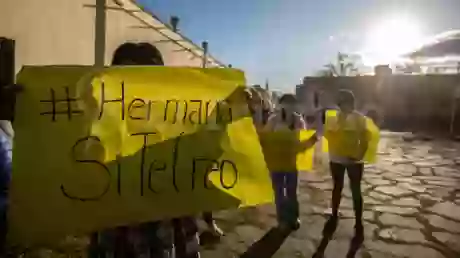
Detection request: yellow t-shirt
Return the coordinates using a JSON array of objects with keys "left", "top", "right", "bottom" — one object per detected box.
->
[
  {"left": 325, "top": 110, "right": 367, "bottom": 161},
  {"left": 260, "top": 112, "right": 308, "bottom": 172}
]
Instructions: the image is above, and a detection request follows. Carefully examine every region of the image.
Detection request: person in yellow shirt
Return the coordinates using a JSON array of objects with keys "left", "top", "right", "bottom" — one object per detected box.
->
[
  {"left": 324, "top": 90, "right": 368, "bottom": 242},
  {"left": 263, "top": 94, "right": 317, "bottom": 231}
]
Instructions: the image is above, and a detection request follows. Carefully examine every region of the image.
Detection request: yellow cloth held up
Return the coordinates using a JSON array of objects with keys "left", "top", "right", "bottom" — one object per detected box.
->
[{"left": 259, "top": 129, "right": 315, "bottom": 172}]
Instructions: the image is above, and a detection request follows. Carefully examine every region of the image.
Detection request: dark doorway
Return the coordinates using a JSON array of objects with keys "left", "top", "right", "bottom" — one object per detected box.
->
[{"left": 0, "top": 38, "right": 16, "bottom": 121}]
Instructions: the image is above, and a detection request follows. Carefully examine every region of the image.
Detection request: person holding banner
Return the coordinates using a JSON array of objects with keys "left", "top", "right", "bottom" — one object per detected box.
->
[
  {"left": 89, "top": 42, "right": 201, "bottom": 258},
  {"left": 263, "top": 94, "right": 317, "bottom": 231},
  {"left": 0, "top": 82, "right": 22, "bottom": 255},
  {"left": 323, "top": 89, "right": 369, "bottom": 243},
  {"left": 0, "top": 121, "right": 12, "bottom": 255}
]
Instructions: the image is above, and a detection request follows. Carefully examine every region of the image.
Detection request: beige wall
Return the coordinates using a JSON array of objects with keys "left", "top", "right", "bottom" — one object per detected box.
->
[{"left": 0, "top": 0, "right": 221, "bottom": 74}]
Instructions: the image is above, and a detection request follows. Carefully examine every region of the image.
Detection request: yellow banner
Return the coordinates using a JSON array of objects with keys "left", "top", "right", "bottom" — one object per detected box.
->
[
  {"left": 323, "top": 109, "right": 380, "bottom": 163},
  {"left": 10, "top": 66, "right": 273, "bottom": 246}
]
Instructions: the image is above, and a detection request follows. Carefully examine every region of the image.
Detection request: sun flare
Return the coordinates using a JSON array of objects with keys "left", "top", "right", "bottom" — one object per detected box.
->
[{"left": 362, "top": 17, "right": 424, "bottom": 66}]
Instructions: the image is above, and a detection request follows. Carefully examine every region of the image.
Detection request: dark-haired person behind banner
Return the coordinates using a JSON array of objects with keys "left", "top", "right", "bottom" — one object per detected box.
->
[
  {"left": 89, "top": 42, "right": 201, "bottom": 258},
  {"left": 263, "top": 93, "right": 317, "bottom": 231}
]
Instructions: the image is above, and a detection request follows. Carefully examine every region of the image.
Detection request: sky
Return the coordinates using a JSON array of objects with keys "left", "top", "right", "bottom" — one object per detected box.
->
[{"left": 138, "top": 0, "right": 460, "bottom": 92}]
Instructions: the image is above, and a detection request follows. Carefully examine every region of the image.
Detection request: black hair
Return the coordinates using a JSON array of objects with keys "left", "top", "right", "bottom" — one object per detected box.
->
[
  {"left": 278, "top": 94, "right": 297, "bottom": 130},
  {"left": 337, "top": 89, "right": 355, "bottom": 105},
  {"left": 111, "top": 42, "right": 164, "bottom": 66}
]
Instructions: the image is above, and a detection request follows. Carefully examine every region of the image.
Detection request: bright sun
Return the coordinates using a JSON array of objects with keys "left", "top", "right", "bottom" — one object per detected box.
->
[{"left": 362, "top": 17, "right": 424, "bottom": 66}]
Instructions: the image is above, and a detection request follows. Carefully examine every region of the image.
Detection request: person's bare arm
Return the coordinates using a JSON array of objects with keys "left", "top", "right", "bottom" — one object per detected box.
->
[
  {"left": 296, "top": 114, "right": 318, "bottom": 151},
  {"left": 299, "top": 133, "right": 318, "bottom": 151},
  {"left": 262, "top": 113, "right": 276, "bottom": 132}
]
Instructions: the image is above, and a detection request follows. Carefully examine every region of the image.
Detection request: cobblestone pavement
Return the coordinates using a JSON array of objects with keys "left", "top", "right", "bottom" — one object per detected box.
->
[{"left": 201, "top": 133, "right": 460, "bottom": 258}]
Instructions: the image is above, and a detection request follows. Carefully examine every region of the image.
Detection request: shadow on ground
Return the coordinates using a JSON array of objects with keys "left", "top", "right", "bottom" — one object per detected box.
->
[
  {"left": 312, "top": 216, "right": 363, "bottom": 258},
  {"left": 239, "top": 227, "right": 291, "bottom": 258}
]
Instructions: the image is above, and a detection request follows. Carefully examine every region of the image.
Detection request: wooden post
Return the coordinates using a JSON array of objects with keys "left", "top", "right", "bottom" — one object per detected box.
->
[{"left": 94, "top": 0, "right": 106, "bottom": 67}]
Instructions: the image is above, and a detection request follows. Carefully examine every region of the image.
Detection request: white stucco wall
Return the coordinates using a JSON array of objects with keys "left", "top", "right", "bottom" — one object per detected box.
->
[{"left": 0, "top": 0, "right": 222, "bottom": 74}]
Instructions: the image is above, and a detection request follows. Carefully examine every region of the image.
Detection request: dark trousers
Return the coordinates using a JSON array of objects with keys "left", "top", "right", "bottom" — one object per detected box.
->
[
  {"left": 330, "top": 162, "right": 363, "bottom": 224},
  {"left": 270, "top": 171, "right": 299, "bottom": 224},
  {"left": 173, "top": 217, "right": 200, "bottom": 258},
  {"left": 0, "top": 208, "right": 6, "bottom": 255}
]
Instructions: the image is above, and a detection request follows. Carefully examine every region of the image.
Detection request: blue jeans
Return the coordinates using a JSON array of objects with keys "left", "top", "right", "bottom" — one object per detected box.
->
[{"left": 270, "top": 171, "right": 299, "bottom": 224}]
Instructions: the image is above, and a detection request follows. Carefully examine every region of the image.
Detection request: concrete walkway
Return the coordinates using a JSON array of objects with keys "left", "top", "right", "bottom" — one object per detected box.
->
[{"left": 201, "top": 133, "right": 460, "bottom": 258}]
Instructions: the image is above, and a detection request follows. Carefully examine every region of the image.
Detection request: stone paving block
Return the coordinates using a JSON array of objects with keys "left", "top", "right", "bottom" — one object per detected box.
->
[
  {"left": 419, "top": 194, "right": 443, "bottom": 202},
  {"left": 373, "top": 206, "right": 417, "bottom": 215},
  {"left": 433, "top": 167, "right": 460, "bottom": 178},
  {"left": 364, "top": 197, "right": 383, "bottom": 205},
  {"left": 425, "top": 180, "right": 460, "bottom": 187},
  {"left": 219, "top": 232, "right": 250, "bottom": 255},
  {"left": 394, "top": 164, "right": 418, "bottom": 175},
  {"left": 419, "top": 167, "right": 434, "bottom": 175},
  {"left": 428, "top": 202, "right": 460, "bottom": 222},
  {"left": 414, "top": 161, "right": 439, "bottom": 168},
  {"left": 343, "top": 189, "right": 353, "bottom": 198},
  {"left": 293, "top": 215, "right": 326, "bottom": 241},
  {"left": 379, "top": 227, "right": 426, "bottom": 244},
  {"left": 340, "top": 209, "right": 375, "bottom": 222},
  {"left": 234, "top": 225, "right": 266, "bottom": 245},
  {"left": 309, "top": 182, "right": 333, "bottom": 191},
  {"left": 274, "top": 238, "right": 316, "bottom": 258},
  {"left": 378, "top": 213, "right": 424, "bottom": 229},
  {"left": 415, "top": 175, "right": 455, "bottom": 182},
  {"left": 432, "top": 232, "right": 460, "bottom": 253},
  {"left": 426, "top": 188, "right": 453, "bottom": 199},
  {"left": 369, "top": 191, "right": 393, "bottom": 201},
  {"left": 397, "top": 183, "right": 426, "bottom": 193},
  {"left": 339, "top": 198, "right": 354, "bottom": 209},
  {"left": 366, "top": 250, "right": 401, "bottom": 258},
  {"left": 391, "top": 197, "right": 421, "bottom": 207},
  {"left": 392, "top": 177, "right": 421, "bottom": 184},
  {"left": 324, "top": 239, "right": 363, "bottom": 258},
  {"left": 333, "top": 219, "right": 377, "bottom": 239},
  {"left": 201, "top": 248, "right": 237, "bottom": 258},
  {"left": 364, "top": 174, "right": 386, "bottom": 180},
  {"left": 364, "top": 178, "right": 392, "bottom": 186},
  {"left": 423, "top": 214, "right": 460, "bottom": 234},
  {"left": 365, "top": 240, "right": 445, "bottom": 258},
  {"left": 301, "top": 173, "right": 329, "bottom": 182},
  {"left": 374, "top": 186, "right": 413, "bottom": 197}
]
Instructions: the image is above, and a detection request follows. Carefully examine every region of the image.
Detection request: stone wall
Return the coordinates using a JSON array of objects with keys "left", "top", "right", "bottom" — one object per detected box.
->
[{"left": 296, "top": 74, "right": 460, "bottom": 133}]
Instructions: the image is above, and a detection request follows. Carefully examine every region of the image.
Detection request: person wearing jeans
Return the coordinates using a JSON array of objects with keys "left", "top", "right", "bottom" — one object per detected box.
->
[
  {"left": 0, "top": 121, "right": 12, "bottom": 255},
  {"left": 263, "top": 94, "right": 317, "bottom": 230},
  {"left": 270, "top": 171, "right": 299, "bottom": 228},
  {"left": 324, "top": 89, "right": 368, "bottom": 242}
]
